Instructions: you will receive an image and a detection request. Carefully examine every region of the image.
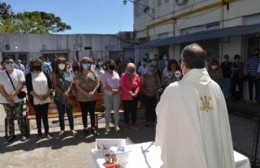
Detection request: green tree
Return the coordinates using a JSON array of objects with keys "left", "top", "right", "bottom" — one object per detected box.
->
[
  {"left": 0, "top": 2, "right": 14, "bottom": 19},
  {"left": 0, "top": 2, "right": 71, "bottom": 34},
  {"left": 16, "top": 11, "right": 71, "bottom": 33}
]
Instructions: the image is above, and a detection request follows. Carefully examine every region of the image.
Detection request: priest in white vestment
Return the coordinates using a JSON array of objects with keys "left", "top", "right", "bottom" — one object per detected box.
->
[{"left": 155, "top": 43, "right": 235, "bottom": 168}]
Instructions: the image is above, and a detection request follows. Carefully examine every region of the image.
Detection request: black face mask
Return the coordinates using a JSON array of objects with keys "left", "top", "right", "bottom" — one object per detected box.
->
[
  {"left": 108, "top": 65, "right": 115, "bottom": 70},
  {"left": 72, "top": 66, "right": 79, "bottom": 71},
  {"left": 31, "top": 65, "right": 42, "bottom": 71}
]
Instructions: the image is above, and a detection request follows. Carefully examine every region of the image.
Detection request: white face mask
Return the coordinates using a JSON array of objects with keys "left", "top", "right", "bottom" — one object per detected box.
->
[
  {"left": 211, "top": 65, "right": 218, "bottom": 70},
  {"left": 58, "top": 63, "right": 66, "bottom": 70},
  {"left": 6, "top": 63, "right": 14, "bottom": 70}
]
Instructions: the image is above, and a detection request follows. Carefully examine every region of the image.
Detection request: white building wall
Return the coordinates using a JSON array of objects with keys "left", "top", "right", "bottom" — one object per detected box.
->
[
  {"left": 135, "top": 0, "right": 260, "bottom": 40},
  {"left": 222, "top": 36, "right": 242, "bottom": 61},
  {"left": 0, "top": 34, "right": 124, "bottom": 62}
]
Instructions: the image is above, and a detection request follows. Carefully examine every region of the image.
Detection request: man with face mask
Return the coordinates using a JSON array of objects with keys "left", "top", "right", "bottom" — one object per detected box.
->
[
  {"left": 0, "top": 56, "right": 27, "bottom": 142},
  {"left": 158, "top": 54, "right": 168, "bottom": 76},
  {"left": 138, "top": 58, "right": 147, "bottom": 76},
  {"left": 155, "top": 43, "right": 235, "bottom": 168},
  {"left": 221, "top": 54, "right": 232, "bottom": 99},
  {"left": 247, "top": 48, "right": 260, "bottom": 101},
  {"left": 17, "top": 59, "right": 25, "bottom": 73}
]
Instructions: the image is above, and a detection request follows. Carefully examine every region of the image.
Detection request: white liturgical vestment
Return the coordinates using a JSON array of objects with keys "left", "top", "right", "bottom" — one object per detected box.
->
[{"left": 155, "top": 68, "right": 235, "bottom": 168}]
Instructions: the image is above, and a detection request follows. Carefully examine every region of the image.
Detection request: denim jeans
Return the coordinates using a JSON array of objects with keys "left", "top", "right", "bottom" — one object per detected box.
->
[
  {"left": 222, "top": 78, "right": 231, "bottom": 98},
  {"left": 55, "top": 100, "right": 74, "bottom": 130},
  {"left": 248, "top": 76, "right": 259, "bottom": 100},
  {"left": 103, "top": 94, "right": 120, "bottom": 125}
]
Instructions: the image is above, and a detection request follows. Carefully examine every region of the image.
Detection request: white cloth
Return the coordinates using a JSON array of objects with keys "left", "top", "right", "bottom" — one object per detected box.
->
[
  {"left": 90, "top": 142, "right": 250, "bottom": 168},
  {"left": 155, "top": 68, "right": 235, "bottom": 168},
  {"left": 0, "top": 69, "right": 25, "bottom": 103},
  {"left": 31, "top": 72, "right": 51, "bottom": 105}
]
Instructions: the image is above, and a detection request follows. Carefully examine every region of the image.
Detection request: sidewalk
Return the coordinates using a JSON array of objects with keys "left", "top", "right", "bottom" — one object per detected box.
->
[{"left": 0, "top": 101, "right": 259, "bottom": 168}]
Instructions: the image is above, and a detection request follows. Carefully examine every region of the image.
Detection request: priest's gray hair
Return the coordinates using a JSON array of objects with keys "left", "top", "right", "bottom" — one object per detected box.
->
[{"left": 181, "top": 43, "right": 206, "bottom": 69}]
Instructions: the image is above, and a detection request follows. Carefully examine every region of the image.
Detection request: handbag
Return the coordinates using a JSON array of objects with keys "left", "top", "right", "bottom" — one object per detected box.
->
[{"left": 6, "top": 71, "right": 26, "bottom": 99}]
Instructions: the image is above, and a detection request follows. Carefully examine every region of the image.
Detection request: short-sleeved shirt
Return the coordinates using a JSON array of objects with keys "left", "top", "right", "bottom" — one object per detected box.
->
[
  {"left": 0, "top": 69, "right": 25, "bottom": 103},
  {"left": 75, "top": 71, "right": 98, "bottom": 102},
  {"left": 247, "top": 56, "right": 259, "bottom": 76},
  {"left": 31, "top": 72, "right": 52, "bottom": 105}
]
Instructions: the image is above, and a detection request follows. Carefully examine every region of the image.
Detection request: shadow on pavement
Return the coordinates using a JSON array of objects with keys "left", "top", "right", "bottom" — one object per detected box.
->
[{"left": 0, "top": 122, "right": 156, "bottom": 154}]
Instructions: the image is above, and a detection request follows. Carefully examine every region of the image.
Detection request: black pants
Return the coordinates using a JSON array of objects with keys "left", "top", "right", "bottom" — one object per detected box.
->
[
  {"left": 231, "top": 77, "right": 244, "bottom": 100},
  {"left": 33, "top": 104, "right": 49, "bottom": 135},
  {"left": 248, "top": 76, "right": 259, "bottom": 100},
  {"left": 122, "top": 99, "right": 138, "bottom": 125},
  {"left": 79, "top": 101, "right": 96, "bottom": 128},
  {"left": 143, "top": 96, "right": 157, "bottom": 123}
]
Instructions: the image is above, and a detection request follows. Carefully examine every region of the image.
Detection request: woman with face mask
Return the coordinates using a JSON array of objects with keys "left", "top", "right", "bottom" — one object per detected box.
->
[
  {"left": 120, "top": 63, "right": 141, "bottom": 130},
  {"left": 140, "top": 61, "right": 161, "bottom": 127},
  {"left": 208, "top": 59, "right": 223, "bottom": 86},
  {"left": 74, "top": 57, "right": 100, "bottom": 136},
  {"left": 162, "top": 59, "right": 182, "bottom": 88},
  {"left": 52, "top": 57, "right": 77, "bottom": 137},
  {"left": 101, "top": 59, "right": 121, "bottom": 133},
  {"left": 0, "top": 56, "right": 27, "bottom": 142},
  {"left": 25, "top": 58, "right": 53, "bottom": 139}
]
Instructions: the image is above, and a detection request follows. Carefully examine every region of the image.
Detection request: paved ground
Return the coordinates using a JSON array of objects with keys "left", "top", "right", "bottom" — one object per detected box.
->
[{"left": 0, "top": 101, "right": 259, "bottom": 168}]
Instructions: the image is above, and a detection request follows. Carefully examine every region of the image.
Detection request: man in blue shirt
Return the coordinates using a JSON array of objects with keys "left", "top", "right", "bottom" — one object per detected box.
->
[
  {"left": 39, "top": 56, "right": 53, "bottom": 78},
  {"left": 247, "top": 48, "right": 260, "bottom": 101}
]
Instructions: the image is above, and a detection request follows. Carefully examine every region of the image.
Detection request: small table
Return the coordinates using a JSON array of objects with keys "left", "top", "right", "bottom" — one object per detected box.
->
[{"left": 90, "top": 142, "right": 250, "bottom": 168}]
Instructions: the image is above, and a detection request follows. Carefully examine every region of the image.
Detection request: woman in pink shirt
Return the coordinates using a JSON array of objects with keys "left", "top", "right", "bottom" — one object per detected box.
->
[{"left": 120, "top": 63, "right": 141, "bottom": 130}]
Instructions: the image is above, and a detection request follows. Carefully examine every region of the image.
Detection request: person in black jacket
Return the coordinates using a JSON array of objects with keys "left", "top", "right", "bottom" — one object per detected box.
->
[{"left": 25, "top": 58, "right": 53, "bottom": 139}]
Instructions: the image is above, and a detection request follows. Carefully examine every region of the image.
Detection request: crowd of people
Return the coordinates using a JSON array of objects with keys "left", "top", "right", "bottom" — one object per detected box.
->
[
  {"left": 0, "top": 54, "right": 173, "bottom": 142},
  {"left": 0, "top": 47, "right": 259, "bottom": 143},
  {"left": 0, "top": 43, "right": 259, "bottom": 168}
]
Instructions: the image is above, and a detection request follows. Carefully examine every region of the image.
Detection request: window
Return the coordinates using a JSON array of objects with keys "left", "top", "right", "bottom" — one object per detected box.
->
[
  {"left": 157, "top": 0, "right": 162, "bottom": 7},
  {"left": 5, "top": 44, "right": 10, "bottom": 50}
]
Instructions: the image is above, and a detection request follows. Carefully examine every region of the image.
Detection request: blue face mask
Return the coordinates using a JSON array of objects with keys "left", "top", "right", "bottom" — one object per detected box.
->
[
  {"left": 6, "top": 63, "right": 14, "bottom": 70},
  {"left": 82, "top": 63, "right": 91, "bottom": 70},
  {"left": 127, "top": 69, "right": 134, "bottom": 75}
]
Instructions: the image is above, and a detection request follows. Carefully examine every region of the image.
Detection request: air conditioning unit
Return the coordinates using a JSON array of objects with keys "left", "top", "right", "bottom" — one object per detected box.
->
[
  {"left": 175, "top": 0, "right": 188, "bottom": 5},
  {"left": 120, "top": 32, "right": 134, "bottom": 39}
]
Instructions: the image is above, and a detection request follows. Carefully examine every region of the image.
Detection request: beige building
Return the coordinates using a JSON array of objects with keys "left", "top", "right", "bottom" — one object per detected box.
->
[{"left": 134, "top": 0, "right": 260, "bottom": 62}]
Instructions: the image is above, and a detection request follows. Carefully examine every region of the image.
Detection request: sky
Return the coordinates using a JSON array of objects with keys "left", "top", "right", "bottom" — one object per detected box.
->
[{"left": 4, "top": 0, "right": 133, "bottom": 34}]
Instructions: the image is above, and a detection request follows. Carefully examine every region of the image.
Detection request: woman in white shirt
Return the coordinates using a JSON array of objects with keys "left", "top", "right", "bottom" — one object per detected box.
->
[{"left": 25, "top": 58, "right": 53, "bottom": 139}]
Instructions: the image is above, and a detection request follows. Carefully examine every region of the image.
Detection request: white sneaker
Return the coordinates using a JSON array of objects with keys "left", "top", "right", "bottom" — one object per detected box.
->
[
  {"left": 114, "top": 125, "right": 120, "bottom": 131},
  {"left": 105, "top": 124, "right": 110, "bottom": 132},
  {"left": 59, "top": 130, "right": 65, "bottom": 136}
]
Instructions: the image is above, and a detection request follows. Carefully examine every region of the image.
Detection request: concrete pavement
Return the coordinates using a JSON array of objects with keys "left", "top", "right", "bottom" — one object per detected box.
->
[{"left": 0, "top": 101, "right": 259, "bottom": 168}]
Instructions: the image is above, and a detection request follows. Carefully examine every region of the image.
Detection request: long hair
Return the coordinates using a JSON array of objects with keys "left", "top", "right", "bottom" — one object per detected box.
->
[
  {"left": 167, "top": 59, "right": 180, "bottom": 71},
  {"left": 54, "top": 56, "right": 67, "bottom": 74}
]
